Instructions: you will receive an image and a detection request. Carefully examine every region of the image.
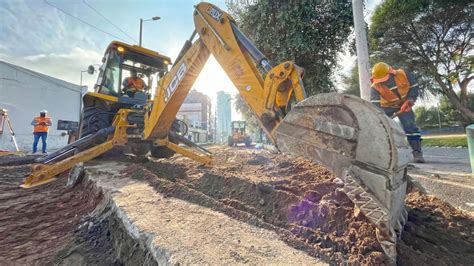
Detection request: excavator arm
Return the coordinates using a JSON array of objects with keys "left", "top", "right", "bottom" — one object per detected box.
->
[
  {"left": 143, "top": 3, "right": 307, "bottom": 144},
  {"left": 22, "top": 2, "right": 409, "bottom": 262}
]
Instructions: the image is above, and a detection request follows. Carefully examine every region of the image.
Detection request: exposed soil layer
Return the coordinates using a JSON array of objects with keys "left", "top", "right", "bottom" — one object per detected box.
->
[
  {"left": 124, "top": 146, "right": 473, "bottom": 265},
  {"left": 0, "top": 165, "right": 103, "bottom": 264},
  {"left": 53, "top": 203, "right": 157, "bottom": 265},
  {"left": 0, "top": 160, "right": 158, "bottom": 265}
]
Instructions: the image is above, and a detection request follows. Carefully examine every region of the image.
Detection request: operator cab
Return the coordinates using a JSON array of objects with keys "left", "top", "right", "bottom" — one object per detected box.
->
[{"left": 92, "top": 41, "right": 171, "bottom": 100}]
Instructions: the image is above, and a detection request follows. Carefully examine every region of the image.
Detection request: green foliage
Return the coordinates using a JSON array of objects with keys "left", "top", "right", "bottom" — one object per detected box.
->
[
  {"left": 369, "top": 0, "right": 474, "bottom": 123},
  {"left": 342, "top": 62, "right": 360, "bottom": 97},
  {"left": 422, "top": 135, "right": 467, "bottom": 148},
  {"left": 233, "top": 94, "right": 261, "bottom": 135},
  {"left": 228, "top": 0, "right": 354, "bottom": 95},
  {"left": 415, "top": 94, "right": 474, "bottom": 129}
]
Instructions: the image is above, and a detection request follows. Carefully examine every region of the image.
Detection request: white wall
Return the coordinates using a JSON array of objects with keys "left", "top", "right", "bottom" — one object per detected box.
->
[{"left": 0, "top": 61, "right": 84, "bottom": 152}]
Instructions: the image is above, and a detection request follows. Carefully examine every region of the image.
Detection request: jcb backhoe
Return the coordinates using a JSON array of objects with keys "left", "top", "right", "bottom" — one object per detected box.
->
[
  {"left": 228, "top": 121, "right": 252, "bottom": 147},
  {"left": 21, "top": 2, "right": 410, "bottom": 262}
]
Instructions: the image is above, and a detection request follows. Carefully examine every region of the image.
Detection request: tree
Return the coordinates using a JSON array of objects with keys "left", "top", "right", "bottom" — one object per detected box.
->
[
  {"left": 415, "top": 106, "right": 440, "bottom": 129},
  {"left": 370, "top": 0, "right": 474, "bottom": 124},
  {"left": 233, "top": 95, "right": 261, "bottom": 137},
  {"left": 415, "top": 94, "right": 474, "bottom": 129},
  {"left": 228, "top": 0, "right": 354, "bottom": 95},
  {"left": 342, "top": 62, "right": 361, "bottom": 97}
]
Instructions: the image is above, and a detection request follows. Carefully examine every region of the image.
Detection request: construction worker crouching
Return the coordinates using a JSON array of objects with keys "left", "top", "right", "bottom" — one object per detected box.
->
[
  {"left": 31, "top": 110, "right": 52, "bottom": 154},
  {"left": 122, "top": 68, "right": 145, "bottom": 97},
  {"left": 370, "top": 62, "right": 425, "bottom": 163}
]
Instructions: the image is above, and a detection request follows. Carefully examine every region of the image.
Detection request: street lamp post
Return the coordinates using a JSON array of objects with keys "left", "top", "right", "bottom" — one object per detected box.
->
[{"left": 139, "top": 16, "right": 160, "bottom": 46}]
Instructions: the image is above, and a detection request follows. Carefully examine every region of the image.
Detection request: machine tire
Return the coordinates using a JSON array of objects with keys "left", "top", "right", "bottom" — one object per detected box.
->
[
  {"left": 244, "top": 137, "right": 252, "bottom": 147},
  {"left": 150, "top": 146, "right": 175, "bottom": 159},
  {"left": 80, "top": 107, "right": 111, "bottom": 139},
  {"left": 130, "top": 142, "right": 150, "bottom": 156},
  {"left": 227, "top": 136, "right": 234, "bottom": 147}
]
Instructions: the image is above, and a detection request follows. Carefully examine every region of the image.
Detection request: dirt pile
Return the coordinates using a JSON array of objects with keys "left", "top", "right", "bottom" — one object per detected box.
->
[{"left": 125, "top": 146, "right": 473, "bottom": 265}]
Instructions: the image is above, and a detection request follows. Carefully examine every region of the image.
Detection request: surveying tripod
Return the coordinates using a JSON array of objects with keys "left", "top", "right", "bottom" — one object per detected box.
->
[{"left": 0, "top": 108, "right": 19, "bottom": 151}]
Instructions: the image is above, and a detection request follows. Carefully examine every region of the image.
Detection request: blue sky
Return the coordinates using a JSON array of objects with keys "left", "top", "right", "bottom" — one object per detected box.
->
[{"left": 0, "top": 0, "right": 383, "bottom": 117}]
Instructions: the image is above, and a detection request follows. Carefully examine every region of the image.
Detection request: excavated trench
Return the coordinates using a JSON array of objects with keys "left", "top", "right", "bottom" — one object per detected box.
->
[
  {"left": 0, "top": 163, "right": 155, "bottom": 265},
  {"left": 1, "top": 146, "right": 473, "bottom": 265}
]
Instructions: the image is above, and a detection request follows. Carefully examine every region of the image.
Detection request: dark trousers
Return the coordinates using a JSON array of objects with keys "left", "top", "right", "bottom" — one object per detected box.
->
[
  {"left": 33, "top": 132, "right": 48, "bottom": 153},
  {"left": 381, "top": 107, "right": 422, "bottom": 152},
  {"left": 381, "top": 108, "right": 421, "bottom": 140}
]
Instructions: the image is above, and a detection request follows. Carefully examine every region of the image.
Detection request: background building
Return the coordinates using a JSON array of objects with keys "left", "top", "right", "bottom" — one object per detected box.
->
[
  {"left": 216, "top": 91, "right": 231, "bottom": 143},
  {"left": 0, "top": 60, "right": 85, "bottom": 151},
  {"left": 176, "top": 89, "right": 212, "bottom": 143}
]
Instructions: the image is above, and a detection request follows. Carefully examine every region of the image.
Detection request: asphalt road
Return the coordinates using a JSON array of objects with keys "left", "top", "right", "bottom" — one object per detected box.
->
[{"left": 409, "top": 147, "right": 473, "bottom": 213}]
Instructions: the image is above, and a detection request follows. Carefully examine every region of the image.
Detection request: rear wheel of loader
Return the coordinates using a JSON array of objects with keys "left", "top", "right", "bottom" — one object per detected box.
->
[
  {"left": 227, "top": 136, "right": 234, "bottom": 147},
  {"left": 80, "top": 107, "right": 111, "bottom": 142}
]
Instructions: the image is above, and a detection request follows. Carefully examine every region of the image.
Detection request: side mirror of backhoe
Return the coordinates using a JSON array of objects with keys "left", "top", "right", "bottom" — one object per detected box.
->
[{"left": 87, "top": 65, "right": 95, "bottom": 75}]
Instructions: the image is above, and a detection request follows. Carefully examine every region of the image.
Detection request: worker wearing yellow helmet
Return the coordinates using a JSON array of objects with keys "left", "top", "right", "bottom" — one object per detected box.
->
[{"left": 370, "top": 62, "right": 425, "bottom": 163}]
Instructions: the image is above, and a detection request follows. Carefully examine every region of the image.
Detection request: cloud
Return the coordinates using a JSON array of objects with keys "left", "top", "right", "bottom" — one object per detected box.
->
[{"left": 1, "top": 47, "right": 103, "bottom": 89}]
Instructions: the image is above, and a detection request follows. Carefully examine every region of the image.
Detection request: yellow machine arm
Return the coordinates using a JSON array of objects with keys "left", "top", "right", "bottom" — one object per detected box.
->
[{"left": 143, "top": 3, "right": 306, "bottom": 144}]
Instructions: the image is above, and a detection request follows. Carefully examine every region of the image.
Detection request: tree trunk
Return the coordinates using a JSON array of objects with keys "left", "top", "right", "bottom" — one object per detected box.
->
[{"left": 433, "top": 73, "right": 474, "bottom": 124}]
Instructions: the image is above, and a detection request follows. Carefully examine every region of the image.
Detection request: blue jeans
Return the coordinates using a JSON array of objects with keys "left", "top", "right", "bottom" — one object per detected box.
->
[
  {"left": 381, "top": 107, "right": 421, "bottom": 141},
  {"left": 33, "top": 132, "right": 48, "bottom": 153}
]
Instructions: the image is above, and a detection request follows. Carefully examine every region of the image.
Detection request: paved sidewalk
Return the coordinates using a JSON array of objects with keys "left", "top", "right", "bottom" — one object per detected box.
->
[{"left": 408, "top": 147, "right": 474, "bottom": 213}]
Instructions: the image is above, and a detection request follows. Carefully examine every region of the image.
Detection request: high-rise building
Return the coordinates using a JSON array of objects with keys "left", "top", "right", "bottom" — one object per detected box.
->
[{"left": 216, "top": 91, "right": 231, "bottom": 143}]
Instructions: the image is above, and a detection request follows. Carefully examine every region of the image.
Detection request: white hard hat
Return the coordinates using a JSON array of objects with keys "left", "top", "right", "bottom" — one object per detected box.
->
[{"left": 40, "top": 109, "right": 48, "bottom": 114}]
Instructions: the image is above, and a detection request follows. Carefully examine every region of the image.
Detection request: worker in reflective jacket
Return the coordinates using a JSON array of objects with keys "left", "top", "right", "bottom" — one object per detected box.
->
[
  {"left": 370, "top": 62, "right": 425, "bottom": 163},
  {"left": 31, "top": 109, "right": 52, "bottom": 154},
  {"left": 122, "top": 68, "right": 145, "bottom": 97}
]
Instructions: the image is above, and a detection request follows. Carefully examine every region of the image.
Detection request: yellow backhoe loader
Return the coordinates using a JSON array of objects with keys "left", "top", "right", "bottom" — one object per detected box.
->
[
  {"left": 21, "top": 2, "right": 410, "bottom": 262},
  {"left": 228, "top": 121, "right": 252, "bottom": 147}
]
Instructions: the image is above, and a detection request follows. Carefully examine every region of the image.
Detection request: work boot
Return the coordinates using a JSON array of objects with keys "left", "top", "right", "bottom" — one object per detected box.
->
[
  {"left": 413, "top": 151, "right": 425, "bottom": 163},
  {"left": 408, "top": 140, "right": 425, "bottom": 163}
]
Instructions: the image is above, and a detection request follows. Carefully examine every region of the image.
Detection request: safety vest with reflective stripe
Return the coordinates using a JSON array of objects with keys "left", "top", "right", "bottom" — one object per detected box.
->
[
  {"left": 126, "top": 77, "right": 144, "bottom": 90},
  {"left": 33, "top": 117, "right": 52, "bottom": 133},
  {"left": 373, "top": 69, "right": 411, "bottom": 108}
]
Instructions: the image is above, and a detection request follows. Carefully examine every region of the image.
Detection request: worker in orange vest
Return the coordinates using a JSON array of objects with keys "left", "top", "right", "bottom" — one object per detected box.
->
[
  {"left": 370, "top": 62, "right": 425, "bottom": 163},
  {"left": 122, "top": 68, "right": 145, "bottom": 97},
  {"left": 31, "top": 110, "right": 52, "bottom": 154}
]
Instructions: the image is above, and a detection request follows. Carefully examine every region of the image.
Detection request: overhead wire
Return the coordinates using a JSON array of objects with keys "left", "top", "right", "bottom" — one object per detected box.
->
[
  {"left": 43, "top": 0, "right": 128, "bottom": 42},
  {"left": 82, "top": 0, "right": 138, "bottom": 44}
]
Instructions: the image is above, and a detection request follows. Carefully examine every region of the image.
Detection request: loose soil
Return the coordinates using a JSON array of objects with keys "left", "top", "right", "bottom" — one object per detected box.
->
[
  {"left": 0, "top": 161, "right": 157, "bottom": 265},
  {"left": 1, "top": 145, "right": 473, "bottom": 265},
  {"left": 0, "top": 165, "right": 102, "bottom": 264},
  {"left": 127, "top": 146, "right": 473, "bottom": 265}
]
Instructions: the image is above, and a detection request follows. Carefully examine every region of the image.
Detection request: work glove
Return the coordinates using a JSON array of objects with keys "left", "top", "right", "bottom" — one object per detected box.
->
[
  {"left": 399, "top": 99, "right": 415, "bottom": 113},
  {"left": 391, "top": 99, "right": 415, "bottom": 118}
]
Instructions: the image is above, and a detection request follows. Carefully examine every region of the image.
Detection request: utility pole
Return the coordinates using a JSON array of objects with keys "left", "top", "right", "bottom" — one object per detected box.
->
[{"left": 352, "top": 0, "right": 371, "bottom": 101}]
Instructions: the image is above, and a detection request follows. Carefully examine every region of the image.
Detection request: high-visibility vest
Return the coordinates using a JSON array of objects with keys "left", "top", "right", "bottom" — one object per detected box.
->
[
  {"left": 33, "top": 117, "right": 51, "bottom": 133},
  {"left": 372, "top": 69, "right": 411, "bottom": 108},
  {"left": 127, "top": 77, "right": 144, "bottom": 90}
]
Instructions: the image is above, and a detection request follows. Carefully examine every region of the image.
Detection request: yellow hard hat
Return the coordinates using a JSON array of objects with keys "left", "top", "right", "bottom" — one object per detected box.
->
[{"left": 371, "top": 62, "right": 391, "bottom": 83}]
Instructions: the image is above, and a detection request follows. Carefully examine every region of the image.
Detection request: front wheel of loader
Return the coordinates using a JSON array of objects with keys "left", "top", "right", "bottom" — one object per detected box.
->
[
  {"left": 150, "top": 146, "right": 175, "bottom": 158},
  {"left": 130, "top": 142, "right": 150, "bottom": 156}
]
